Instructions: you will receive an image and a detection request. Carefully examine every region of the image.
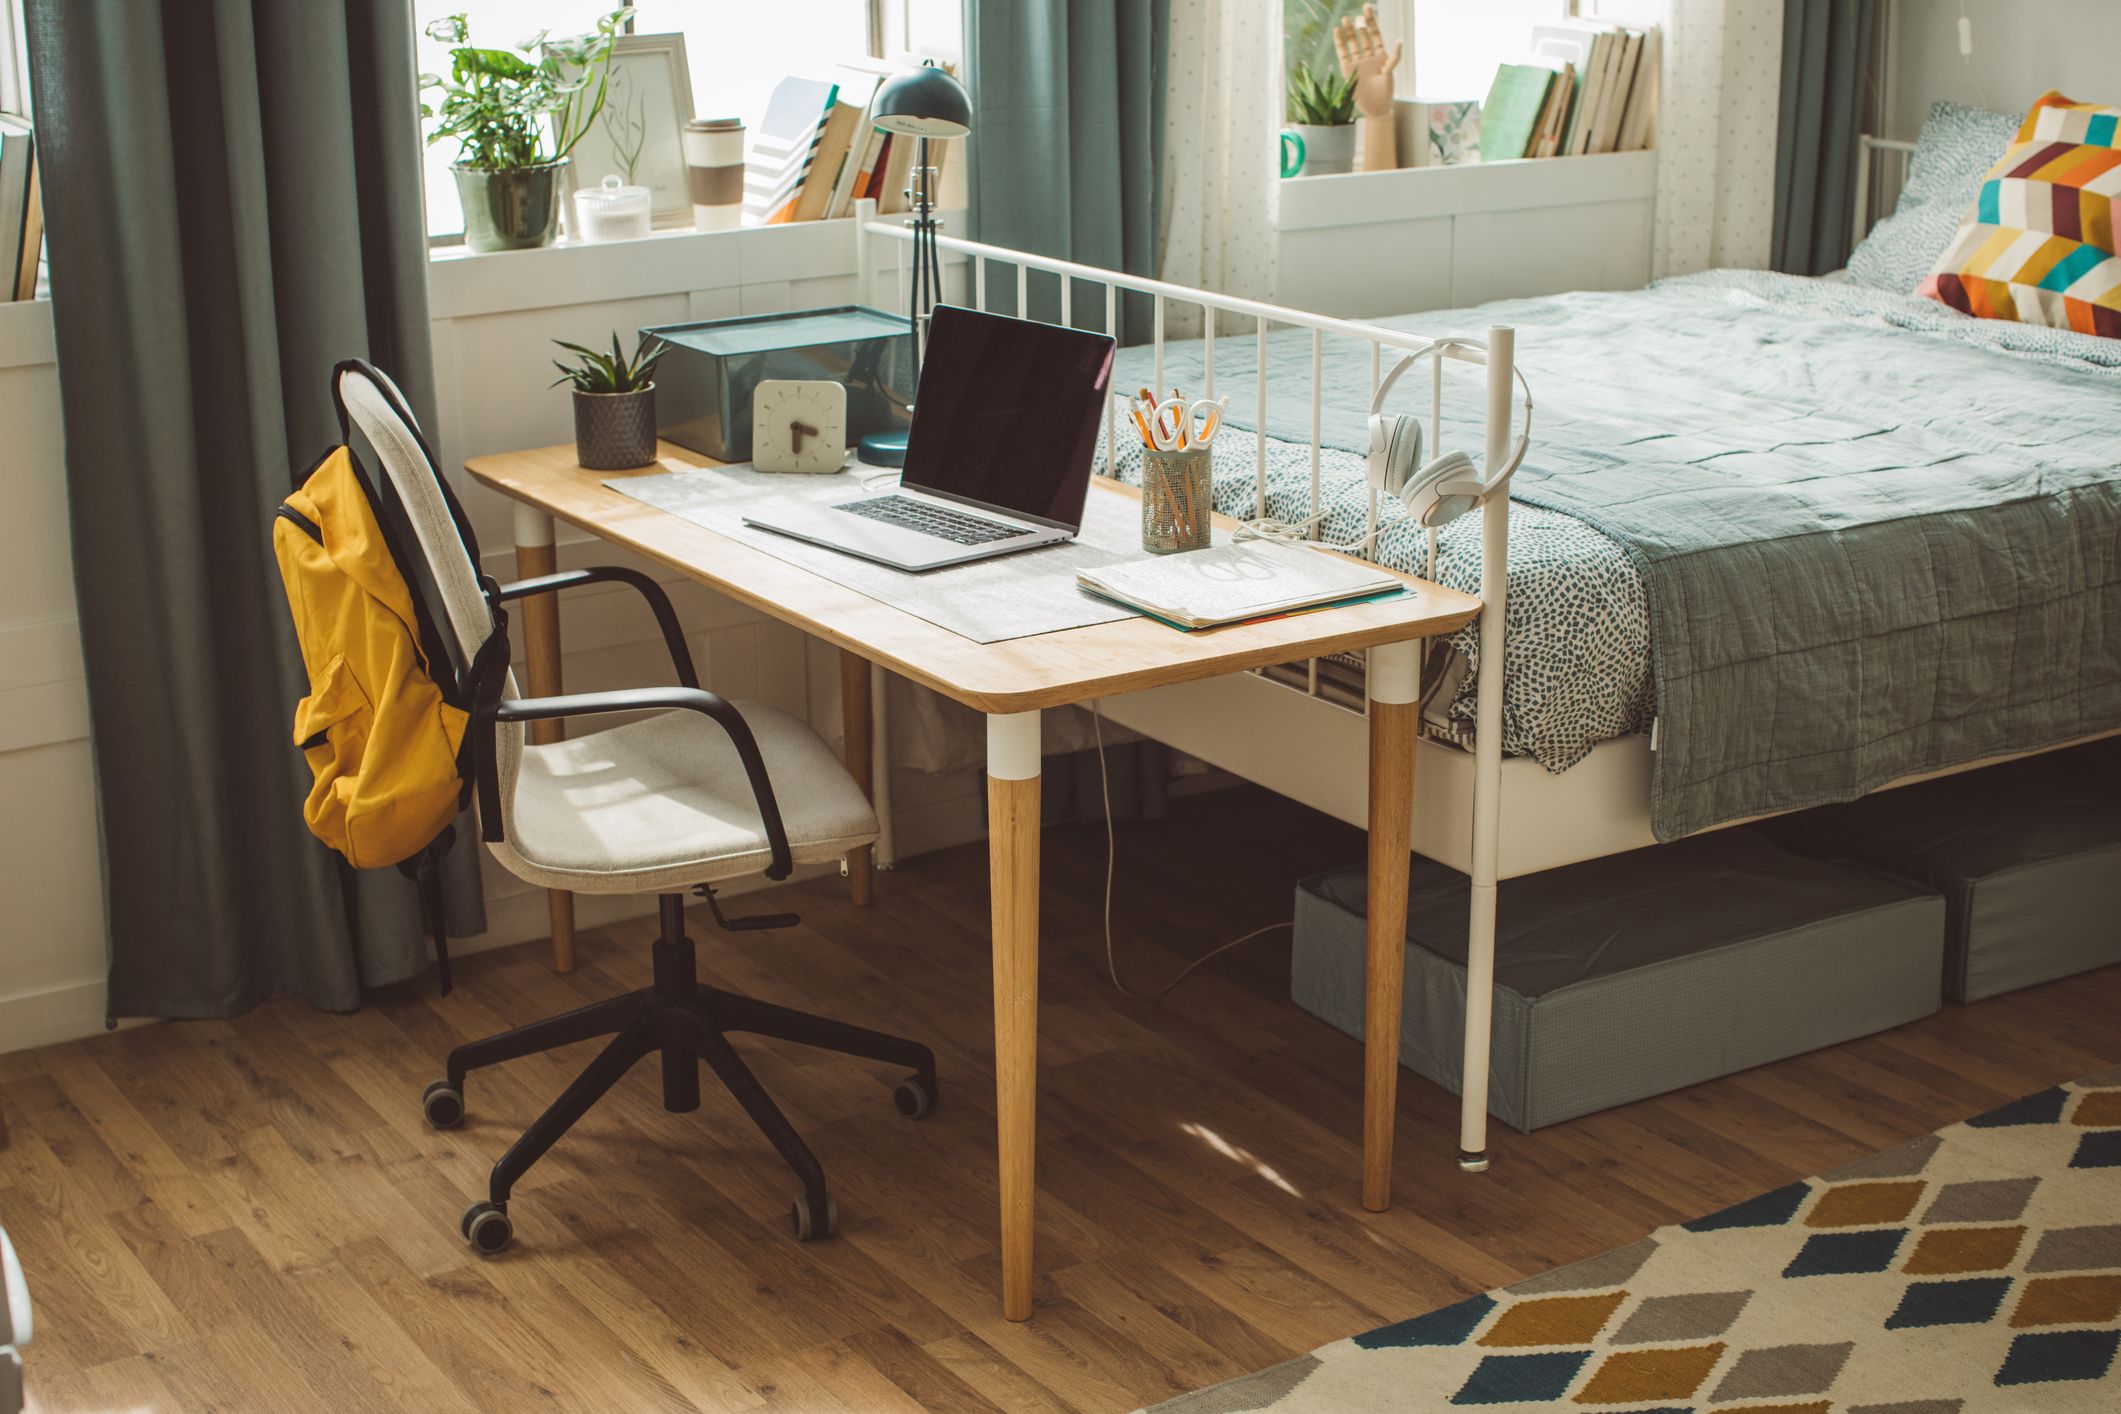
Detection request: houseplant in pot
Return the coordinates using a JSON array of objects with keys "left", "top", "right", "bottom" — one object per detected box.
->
[
  {"left": 554, "top": 333, "right": 666, "bottom": 470},
  {"left": 420, "top": 11, "right": 625, "bottom": 251},
  {"left": 1284, "top": 61, "right": 1358, "bottom": 176}
]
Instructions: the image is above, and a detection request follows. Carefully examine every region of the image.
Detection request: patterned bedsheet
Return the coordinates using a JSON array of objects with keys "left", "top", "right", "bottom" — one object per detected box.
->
[{"left": 1100, "top": 427, "right": 1651, "bottom": 772}]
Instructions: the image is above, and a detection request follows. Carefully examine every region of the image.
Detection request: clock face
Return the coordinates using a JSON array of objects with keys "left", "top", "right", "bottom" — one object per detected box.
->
[{"left": 752, "top": 379, "right": 848, "bottom": 474}]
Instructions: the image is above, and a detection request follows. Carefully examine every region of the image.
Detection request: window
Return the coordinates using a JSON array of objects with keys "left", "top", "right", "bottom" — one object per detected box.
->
[
  {"left": 1283, "top": 2, "right": 1577, "bottom": 109},
  {"left": 417, "top": 0, "right": 959, "bottom": 241},
  {"left": 1, "top": 0, "right": 28, "bottom": 117}
]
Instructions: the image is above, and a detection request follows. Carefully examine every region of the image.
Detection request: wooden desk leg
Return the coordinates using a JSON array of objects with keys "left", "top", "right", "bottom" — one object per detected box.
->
[
  {"left": 1362, "top": 640, "right": 1422, "bottom": 1213},
  {"left": 986, "top": 709, "right": 1041, "bottom": 1321},
  {"left": 840, "top": 648, "right": 875, "bottom": 907},
  {"left": 514, "top": 504, "right": 576, "bottom": 974}
]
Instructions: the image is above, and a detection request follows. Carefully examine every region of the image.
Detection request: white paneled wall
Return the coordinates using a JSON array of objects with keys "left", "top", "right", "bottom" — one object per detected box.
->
[
  {"left": 0, "top": 300, "right": 107, "bottom": 1051},
  {"left": 0, "top": 217, "right": 979, "bottom": 1051}
]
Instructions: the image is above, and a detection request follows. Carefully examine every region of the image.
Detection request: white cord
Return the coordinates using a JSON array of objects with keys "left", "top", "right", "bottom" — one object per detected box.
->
[
  {"left": 1090, "top": 702, "right": 1293, "bottom": 1003},
  {"left": 1231, "top": 510, "right": 1381, "bottom": 556}
]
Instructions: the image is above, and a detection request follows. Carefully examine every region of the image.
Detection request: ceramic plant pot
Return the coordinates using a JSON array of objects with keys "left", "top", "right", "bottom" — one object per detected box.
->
[
  {"left": 1289, "top": 122, "right": 1355, "bottom": 176},
  {"left": 454, "top": 160, "right": 567, "bottom": 252},
  {"left": 572, "top": 387, "right": 658, "bottom": 470}
]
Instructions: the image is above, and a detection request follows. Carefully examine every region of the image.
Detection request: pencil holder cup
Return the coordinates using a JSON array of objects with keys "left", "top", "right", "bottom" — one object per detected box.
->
[{"left": 1141, "top": 446, "right": 1213, "bottom": 554}]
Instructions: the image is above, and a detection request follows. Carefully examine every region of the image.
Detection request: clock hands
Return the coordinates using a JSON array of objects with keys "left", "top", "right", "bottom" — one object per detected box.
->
[{"left": 788, "top": 420, "right": 819, "bottom": 454}]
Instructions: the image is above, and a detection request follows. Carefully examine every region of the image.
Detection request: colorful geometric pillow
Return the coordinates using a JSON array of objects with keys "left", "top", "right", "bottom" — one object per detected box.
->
[{"left": 1919, "top": 90, "right": 2121, "bottom": 338}]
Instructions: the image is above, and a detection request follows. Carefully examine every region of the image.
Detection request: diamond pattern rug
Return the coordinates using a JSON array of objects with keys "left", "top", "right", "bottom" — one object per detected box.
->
[{"left": 1145, "top": 1064, "right": 2121, "bottom": 1412}]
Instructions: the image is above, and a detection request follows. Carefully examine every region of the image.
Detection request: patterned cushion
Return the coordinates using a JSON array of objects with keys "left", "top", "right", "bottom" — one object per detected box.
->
[
  {"left": 1846, "top": 101, "right": 2023, "bottom": 293},
  {"left": 1919, "top": 91, "right": 2121, "bottom": 337}
]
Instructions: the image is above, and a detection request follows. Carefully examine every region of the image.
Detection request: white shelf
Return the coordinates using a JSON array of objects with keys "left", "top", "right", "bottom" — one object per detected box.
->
[{"left": 1277, "top": 149, "right": 1658, "bottom": 231}]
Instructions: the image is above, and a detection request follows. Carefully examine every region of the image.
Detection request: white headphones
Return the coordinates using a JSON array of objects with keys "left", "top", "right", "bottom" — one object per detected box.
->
[{"left": 1366, "top": 337, "right": 1534, "bottom": 530}]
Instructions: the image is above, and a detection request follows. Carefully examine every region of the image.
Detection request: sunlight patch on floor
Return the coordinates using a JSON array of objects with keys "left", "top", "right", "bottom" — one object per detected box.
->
[{"left": 1180, "top": 1120, "right": 1302, "bottom": 1196}]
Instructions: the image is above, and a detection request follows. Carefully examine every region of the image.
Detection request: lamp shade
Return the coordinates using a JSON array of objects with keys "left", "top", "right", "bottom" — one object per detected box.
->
[{"left": 871, "top": 62, "right": 972, "bottom": 139}]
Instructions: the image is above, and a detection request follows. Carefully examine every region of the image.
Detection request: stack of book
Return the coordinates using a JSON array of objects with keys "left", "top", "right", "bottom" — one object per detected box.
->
[
  {"left": 0, "top": 114, "right": 39, "bottom": 302},
  {"left": 1478, "top": 19, "right": 1659, "bottom": 162},
  {"left": 742, "top": 63, "right": 958, "bottom": 227}
]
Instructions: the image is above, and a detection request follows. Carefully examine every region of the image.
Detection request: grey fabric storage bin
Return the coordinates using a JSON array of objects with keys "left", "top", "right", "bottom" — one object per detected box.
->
[
  {"left": 1757, "top": 738, "right": 2121, "bottom": 1003},
  {"left": 1291, "top": 830, "right": 1945, "bottom": 1133}
]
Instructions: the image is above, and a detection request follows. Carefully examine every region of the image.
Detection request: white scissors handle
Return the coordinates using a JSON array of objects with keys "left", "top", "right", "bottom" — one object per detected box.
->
[{"left": 1151, "top": 396, "right": 1229, "bottom": 450}]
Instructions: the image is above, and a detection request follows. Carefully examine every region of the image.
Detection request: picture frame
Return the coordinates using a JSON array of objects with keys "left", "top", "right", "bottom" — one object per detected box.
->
[{"left": 559, "top": 33, "right": 695, "bottom": 230}]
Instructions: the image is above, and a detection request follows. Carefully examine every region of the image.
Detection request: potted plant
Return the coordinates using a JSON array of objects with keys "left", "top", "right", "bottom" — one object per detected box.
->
[
  {"left": 1285, "top": 61, "right": 1359, "bottom": 176},
  {"left": 420, "top": 11, "right": 626, "bottom": 252},
  {"left": 554, "top": 333, "right": 666, "bottom": 470}
]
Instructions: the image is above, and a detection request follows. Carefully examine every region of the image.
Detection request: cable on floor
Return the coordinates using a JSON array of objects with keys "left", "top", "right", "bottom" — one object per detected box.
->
[{"left": 1090, "top": 701, "right": 1292, "bottom": 1004}]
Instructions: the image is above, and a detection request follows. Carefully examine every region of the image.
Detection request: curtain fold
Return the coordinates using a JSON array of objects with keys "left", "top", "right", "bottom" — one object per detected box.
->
[
  {"left": 24, "top": 0, "right": 482, "bottom": 1022},
  {"left": 1158, "top": 0, "right": 1278, "bottom": 335},
  {"left": 1653, "top": 0, "right": 1787, "bottom": 277},
  {"left": 1771, "top": 0, "right": 1879, "bottom": 275},
  {"left": 964, "top": 0, "right": 1171, "bottom": 340}
]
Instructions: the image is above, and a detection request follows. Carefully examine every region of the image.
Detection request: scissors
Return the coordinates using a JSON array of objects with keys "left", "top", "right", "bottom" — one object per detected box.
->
[{"left": 1147, "top": 394, "right": 1229, "bottom": 451}]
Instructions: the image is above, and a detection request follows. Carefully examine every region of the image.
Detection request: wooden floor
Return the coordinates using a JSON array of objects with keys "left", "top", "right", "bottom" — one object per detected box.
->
[{"left": 5, "top": 787, "right": 2119, "bottom": 1414}]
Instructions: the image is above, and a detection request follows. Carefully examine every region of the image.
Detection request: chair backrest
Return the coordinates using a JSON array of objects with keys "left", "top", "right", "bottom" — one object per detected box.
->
[{"left": 332, "top": 362, "right": 524, "bottom": 829}]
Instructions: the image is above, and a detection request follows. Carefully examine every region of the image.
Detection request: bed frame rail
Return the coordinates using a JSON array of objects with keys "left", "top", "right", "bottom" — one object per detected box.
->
[{"left": 1853, "top": 134, "right": 1919, "bottom": 248}]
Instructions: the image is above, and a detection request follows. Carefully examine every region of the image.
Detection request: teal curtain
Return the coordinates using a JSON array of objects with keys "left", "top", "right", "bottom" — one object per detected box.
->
[
  {"left": 964, "top": 0, "right": 1171, "bottom": 340},
  {"left": 24, "top": 0, "right": 484, "bottom": 1021},
  {"left": 1772, "top": 0, "right": 1880, "bottom": 274}
]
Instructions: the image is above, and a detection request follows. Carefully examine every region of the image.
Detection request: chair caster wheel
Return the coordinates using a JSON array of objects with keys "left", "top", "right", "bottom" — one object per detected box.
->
[
  {"left": 461, "top": 1200, "right": 512, "bottom": 1254},
  {"left": 791, "top": 1192, "right": 838, "bottom": 1242},
  {"left": 423, "top": 1080, "right": 465, "bottom": 1129},
  {"left": 893, "top": 1075, "right": 936, "bottom": 1119}
]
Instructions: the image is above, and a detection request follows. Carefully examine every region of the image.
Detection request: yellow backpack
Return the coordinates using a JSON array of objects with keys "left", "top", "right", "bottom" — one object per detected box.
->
[{"left": 271, "top": 364, "right": 506, "bottom": 873}]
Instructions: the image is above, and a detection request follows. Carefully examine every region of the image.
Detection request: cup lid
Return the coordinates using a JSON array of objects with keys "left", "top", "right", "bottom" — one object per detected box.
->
[{"left": 686, "top": 117, "right": 743, "bottom": 131}]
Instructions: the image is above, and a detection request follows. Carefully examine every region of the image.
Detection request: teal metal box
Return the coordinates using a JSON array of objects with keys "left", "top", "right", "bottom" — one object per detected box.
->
[{"left": 642, "top": 306, "right": 915, "bottom": 463}]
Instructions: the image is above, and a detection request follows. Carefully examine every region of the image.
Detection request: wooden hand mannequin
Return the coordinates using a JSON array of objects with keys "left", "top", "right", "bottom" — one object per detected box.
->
[{"left": 1334, "top": 3, "right": 1404, "bottom": 172}]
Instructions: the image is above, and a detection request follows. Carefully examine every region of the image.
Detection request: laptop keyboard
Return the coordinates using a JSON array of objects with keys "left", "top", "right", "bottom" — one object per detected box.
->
[{"left": 831, "top": 495, "right": 1027, "bottom": 546}]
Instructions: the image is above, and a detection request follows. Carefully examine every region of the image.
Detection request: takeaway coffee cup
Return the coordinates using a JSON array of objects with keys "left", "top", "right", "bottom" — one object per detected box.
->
[{"left": 684, "top": 118, "right": 745, "bottom": 230}]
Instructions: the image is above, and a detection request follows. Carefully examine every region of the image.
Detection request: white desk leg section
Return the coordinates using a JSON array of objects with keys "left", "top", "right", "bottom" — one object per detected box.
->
[
  {"left": 1362, "top": 640, "right": 1420, "bottom": 1213},
  {"left": 986, "top": 709, "right": 1041, "bottom": 1321},
  {"left": 513, "top": 502, "right": 577, "bottom": 974},
  {"left": 1459, "top": 325, "right": 1514, "bottom": 1173}
]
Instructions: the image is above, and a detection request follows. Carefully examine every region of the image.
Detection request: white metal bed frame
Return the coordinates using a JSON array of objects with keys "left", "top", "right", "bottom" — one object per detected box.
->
[{"left": 847, "top": 128, "right": 2111, "bottom": 1171}]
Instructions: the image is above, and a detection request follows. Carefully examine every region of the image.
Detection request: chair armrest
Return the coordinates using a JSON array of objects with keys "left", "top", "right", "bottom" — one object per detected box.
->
[
  {"left": 494, "top": 567, "right": 700, "bottom": 688},
  {"left": 476, "top": 687, "right": 793, "bottom": 880}
]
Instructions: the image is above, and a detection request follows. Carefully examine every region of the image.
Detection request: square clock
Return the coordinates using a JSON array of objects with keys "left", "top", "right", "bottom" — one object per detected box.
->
[{"left": 751, "top": 380, "right": 848, "bottom": 474}]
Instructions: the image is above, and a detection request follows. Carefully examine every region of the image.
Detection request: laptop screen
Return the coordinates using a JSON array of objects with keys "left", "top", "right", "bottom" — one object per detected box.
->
[{"left": 900, "top": 305, "right": 1116, "bottom": 532}]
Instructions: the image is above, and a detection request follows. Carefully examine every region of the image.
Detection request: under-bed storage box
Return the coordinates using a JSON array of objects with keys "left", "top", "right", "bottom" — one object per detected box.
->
[
  {"left": 1758, "top": 739, "right": 2121, "bottom": 1003},
  {"left": 1291, "top": 831, "right": 1945, "bottom": 1132}
]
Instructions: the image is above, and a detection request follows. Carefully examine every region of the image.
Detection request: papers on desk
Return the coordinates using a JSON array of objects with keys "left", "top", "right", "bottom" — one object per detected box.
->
[{"left": 1077, "top": 541, "right": 1405, "bottom": 630}]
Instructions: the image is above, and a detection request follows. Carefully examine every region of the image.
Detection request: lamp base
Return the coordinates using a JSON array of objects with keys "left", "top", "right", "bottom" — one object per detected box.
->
[{"left": 857, "top": 429, "right": 909, "bottom": 468}]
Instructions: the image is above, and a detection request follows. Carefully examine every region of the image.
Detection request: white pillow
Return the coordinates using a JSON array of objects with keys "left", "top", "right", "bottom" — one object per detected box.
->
[{"left": 1845, "top": 101, "right": 2023, "bottom": 294}]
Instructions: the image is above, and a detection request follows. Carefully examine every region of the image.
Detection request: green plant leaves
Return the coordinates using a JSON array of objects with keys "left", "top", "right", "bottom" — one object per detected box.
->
[
  {"left": 551, "top": 332, "right": 665, "bottom": 394},
  {"left": 418, "top": 9, "right": 628, "bottom": 171},
  {"left": 1287, "top": 61, "right": 1357, "bottom": 126}
]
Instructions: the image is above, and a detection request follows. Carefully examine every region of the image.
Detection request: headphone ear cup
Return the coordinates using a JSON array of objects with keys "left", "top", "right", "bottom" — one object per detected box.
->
[
  {"left": 1399, "top": 449, "right": 1480, "bottom": 528},
  {"left": 1371, "top": 413, "right": 1422, "bottom": 498}
]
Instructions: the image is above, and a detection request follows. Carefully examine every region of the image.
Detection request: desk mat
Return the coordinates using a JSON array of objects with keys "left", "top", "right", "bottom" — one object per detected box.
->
[{"left": 606, "top": 464, "right": 1221, "bottom": 644}]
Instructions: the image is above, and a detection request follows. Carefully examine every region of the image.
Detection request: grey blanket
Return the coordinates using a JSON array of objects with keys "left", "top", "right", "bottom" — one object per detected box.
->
[{"left": 1126, "top": 271, "right": 2121, "bottom": 839}]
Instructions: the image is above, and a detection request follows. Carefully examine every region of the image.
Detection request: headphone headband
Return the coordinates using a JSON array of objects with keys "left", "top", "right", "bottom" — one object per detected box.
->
[{"left": 1369, "top": 338, "right": 1536, "bottom": 502}]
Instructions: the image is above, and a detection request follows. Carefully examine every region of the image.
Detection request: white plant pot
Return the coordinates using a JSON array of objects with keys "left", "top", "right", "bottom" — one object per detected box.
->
[{"left": 1291, "top": 123, "right": 1356, "bottom": 177}]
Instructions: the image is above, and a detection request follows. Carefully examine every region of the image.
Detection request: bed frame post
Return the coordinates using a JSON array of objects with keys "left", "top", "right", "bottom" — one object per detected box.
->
[{"left": 1459, "top": 324, "right": 1513, "bottom": 1174}]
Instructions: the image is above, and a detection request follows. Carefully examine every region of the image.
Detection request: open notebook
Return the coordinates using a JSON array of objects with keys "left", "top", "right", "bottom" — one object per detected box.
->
[{"left": 1077, "top": 541, "right": 1404, "bottom": 630}]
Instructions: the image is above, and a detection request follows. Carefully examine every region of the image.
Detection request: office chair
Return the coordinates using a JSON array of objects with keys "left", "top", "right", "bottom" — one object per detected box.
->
[{"left": 334, "top": 361, "right": 935, "bottom": 1250}]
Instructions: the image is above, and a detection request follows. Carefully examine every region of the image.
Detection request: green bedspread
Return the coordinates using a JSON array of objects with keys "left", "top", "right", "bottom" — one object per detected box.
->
[{"left": 1129, "top": 271, "right": 2121, "bottom": 839}]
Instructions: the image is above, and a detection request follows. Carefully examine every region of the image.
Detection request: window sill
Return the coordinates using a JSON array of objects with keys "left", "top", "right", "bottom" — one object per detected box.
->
[
  {"left": 1276, "top": 149, "right": 1657, "bottom": 231},
  {"left": 426, "top": 208, "right": 966, "bottom": 322}
]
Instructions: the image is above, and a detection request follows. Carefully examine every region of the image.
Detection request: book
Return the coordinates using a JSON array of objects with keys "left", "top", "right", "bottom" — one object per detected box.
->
[
  {"left": 1531, "top": 63, "right": 1574, "bottom": 157},
  {"left": 743, "top": 75, "right": 839, "bottom": 224},
  {"left": 1618, "top": 27, "right": 1661, "bottom": 151},
  {"left": 1478, "top": 64, "right": 1555, "bottom": 163},
  {"left": 875, "top": 127, "right": 918, "bottom": 213},
  {"left": 0, "top": 116, "right": 33, "bottom": 302},
  {"left": 1589, "top": 30, "right": 1639, "bottom": 155},
  {"left": 792, "top": 76, "right": 876, "bottom": 222},
  {"left": 831, "top": 119, "right": 889, "bottom": 218},
  {"left": 13, "top": 151, "right": 38, "bottom": 301},
  {"left": 1564, "top": 31, "right": 1612, "bottom": 157},
  {"left": 1076, "top": 541, "right": 1404, "bottom": 632}
]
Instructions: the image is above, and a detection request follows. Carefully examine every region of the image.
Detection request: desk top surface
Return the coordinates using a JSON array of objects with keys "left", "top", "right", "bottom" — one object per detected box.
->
[{"left": 466, "top": 441, "right": 1481, "bottom": 714}]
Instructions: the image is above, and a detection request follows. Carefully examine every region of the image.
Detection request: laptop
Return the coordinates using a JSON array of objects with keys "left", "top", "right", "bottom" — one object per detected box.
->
[{"left": 744, "top": 304, "right": 1116, "bottom": 572}]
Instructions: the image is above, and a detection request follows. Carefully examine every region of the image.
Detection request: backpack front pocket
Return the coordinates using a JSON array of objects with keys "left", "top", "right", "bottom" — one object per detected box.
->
[{"left": 293, "top": 653, "right": 374, "bottom": 857}]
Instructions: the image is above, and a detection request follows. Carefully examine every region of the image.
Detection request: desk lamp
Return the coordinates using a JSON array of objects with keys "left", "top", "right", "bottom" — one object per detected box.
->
[{"left": 858, "top": 60, "right": 972, "bottom": 467}]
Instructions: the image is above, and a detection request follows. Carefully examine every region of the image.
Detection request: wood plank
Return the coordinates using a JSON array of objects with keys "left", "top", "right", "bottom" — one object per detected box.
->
[
  {"left": 0, "top": 787, "right": 2113, "bottom": 1413},
  {"left": 464, "top": 443, "right": 1481, "bottom": 714}
]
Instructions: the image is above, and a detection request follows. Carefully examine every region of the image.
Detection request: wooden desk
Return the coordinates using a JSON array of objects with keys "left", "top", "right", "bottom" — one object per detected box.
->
[{"left": 466, "top": 441, "right": 1482, "bottom": 1321}]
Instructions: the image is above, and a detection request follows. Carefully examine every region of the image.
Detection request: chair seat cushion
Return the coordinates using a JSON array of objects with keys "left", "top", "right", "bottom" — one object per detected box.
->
[{"left": 487, "top": 702, "right": 879, "bottom": 894}]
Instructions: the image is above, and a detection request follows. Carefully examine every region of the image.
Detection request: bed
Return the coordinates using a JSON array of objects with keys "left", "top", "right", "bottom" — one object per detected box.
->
[{"left": 849, "top": 100, "right": 2121, "bottom": 1166}]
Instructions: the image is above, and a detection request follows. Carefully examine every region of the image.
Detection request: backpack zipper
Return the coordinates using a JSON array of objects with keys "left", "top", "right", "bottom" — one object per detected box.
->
[{"left": 276, "top": 503, "right": 323, "bottom": 543}]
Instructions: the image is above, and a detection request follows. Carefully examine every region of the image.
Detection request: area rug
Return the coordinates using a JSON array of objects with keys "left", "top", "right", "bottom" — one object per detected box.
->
[{"left": 1147, "top": 1064, "right": 2121, "bottom": 1412}]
